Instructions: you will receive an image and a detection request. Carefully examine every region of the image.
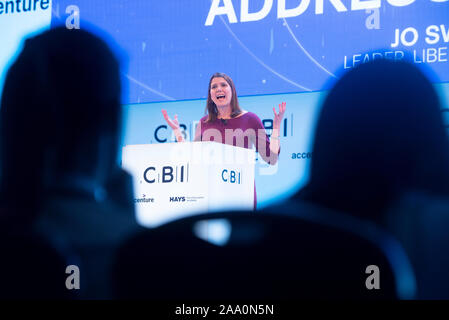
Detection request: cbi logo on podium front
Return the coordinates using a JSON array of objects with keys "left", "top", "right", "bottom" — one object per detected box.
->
[{"left": 142, "top": 164, "right": 189, "bottom": 184}]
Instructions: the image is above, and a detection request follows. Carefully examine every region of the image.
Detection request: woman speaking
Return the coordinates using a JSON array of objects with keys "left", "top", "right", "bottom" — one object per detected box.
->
[{"left": 162, "top": 72, "right": 286, "bottom": 208}]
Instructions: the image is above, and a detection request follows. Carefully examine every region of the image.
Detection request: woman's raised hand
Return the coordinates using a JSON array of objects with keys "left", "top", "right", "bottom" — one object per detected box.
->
[
  {"left": 161, "top": 109, "right": 185, "bottom": 142},
  {"left": 273, "top": 102, "right": 286, "bottom": 130},
  {"left": 162, "top": 109, "right": 180, "bottom": 130}
]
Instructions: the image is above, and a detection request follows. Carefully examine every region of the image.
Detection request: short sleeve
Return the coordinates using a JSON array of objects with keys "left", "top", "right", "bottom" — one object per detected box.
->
[{"left": 250, "top": 113, "right": 279, "bottom": 164}]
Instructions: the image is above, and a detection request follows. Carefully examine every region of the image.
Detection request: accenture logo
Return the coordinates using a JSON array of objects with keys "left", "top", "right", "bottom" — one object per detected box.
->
[
  {"left": 134, "top": 197, "right": 155, "bottom": 203},
  {"left": 291, "top": 152, "right": 313, "bottom": 159}
]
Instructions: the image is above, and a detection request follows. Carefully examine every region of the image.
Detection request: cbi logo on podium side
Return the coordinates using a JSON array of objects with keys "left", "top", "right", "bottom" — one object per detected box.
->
[
  {"left": 221, "top": 169, "right": 242, "bottom": 185},
  {"left": 143, "top": 164, "right": 189, "bottom": 184}
]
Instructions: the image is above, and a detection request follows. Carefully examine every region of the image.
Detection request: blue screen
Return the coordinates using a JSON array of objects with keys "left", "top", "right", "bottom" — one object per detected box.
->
[{"left": 49, "top": 0, "right": 449, "bottom": 103}]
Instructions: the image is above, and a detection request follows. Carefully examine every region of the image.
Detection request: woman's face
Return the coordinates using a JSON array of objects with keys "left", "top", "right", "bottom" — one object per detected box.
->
[{"left": 210, "top": 77, "right": 232, "bottom": 108}]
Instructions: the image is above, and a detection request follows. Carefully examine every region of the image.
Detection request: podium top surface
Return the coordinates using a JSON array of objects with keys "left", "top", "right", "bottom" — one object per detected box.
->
[{"left": 122, "top": 141, "right": 256, "bottom": 166}]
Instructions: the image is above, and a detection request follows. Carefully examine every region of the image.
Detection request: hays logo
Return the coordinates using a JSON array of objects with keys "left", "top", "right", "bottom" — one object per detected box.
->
[
  {"left": 143, "top": 164, "right": 189, "bottom": 184},
  {"left": 170, "top": 196, "right": 186, "bottom": 202}
]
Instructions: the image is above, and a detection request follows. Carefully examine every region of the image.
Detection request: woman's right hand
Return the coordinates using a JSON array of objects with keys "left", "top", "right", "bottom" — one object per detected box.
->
[
  {"left": 161, "top": 109, "right": 184, "bottom": 142},
  {"left": 162, "top": 109, "right": 180, "bottom": 130}
]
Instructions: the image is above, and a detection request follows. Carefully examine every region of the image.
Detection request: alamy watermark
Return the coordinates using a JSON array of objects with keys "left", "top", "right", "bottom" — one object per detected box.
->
[
  {"left": 65, "top": 5, "right": 80, "bottom": 29},
  {"left": 365, "top": 265, "right": 380, "bottom": 290},
  {"left": 65, "top": 265, "right": 80, "bottom": 290}
]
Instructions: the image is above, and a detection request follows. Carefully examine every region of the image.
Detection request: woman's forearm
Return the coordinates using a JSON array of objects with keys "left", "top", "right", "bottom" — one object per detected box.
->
[
  {"left": 269, "top": 128, "right": 280, "bottom": 156},
  {"left": 174, "top": 128, "right": 185, "bottom": 142}
]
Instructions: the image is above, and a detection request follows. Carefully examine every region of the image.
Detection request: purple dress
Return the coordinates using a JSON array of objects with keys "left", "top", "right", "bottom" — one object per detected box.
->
[{"left": 194, "top": 112, "right": 279, "bottom": 209}]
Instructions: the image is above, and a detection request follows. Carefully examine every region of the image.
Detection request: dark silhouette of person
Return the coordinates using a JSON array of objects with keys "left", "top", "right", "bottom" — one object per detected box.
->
[
  {"left": 295, "top": 59, "right": 449, "bottom": 225},
  {"left": 0, "top": 27, "right": 141, "bottom": 299},
  {"left": 293, "top": 58, "right": 449, "bottom": 299}
]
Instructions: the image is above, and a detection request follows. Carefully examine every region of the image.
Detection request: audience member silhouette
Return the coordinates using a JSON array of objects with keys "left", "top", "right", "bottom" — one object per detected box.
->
[
  {"left": 296, "top": 59, "right": 449, "bottom": 225},
  {"left": 294, "top": 59, "right": 449, "bottom": 299},
  {"left": 0, "top": 27, "right": 141, "bottom": 299}
]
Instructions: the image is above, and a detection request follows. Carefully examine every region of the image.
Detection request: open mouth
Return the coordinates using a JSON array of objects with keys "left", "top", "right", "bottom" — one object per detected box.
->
[{"left": 216, "top": 94, "right": 226, "bottom": 101}]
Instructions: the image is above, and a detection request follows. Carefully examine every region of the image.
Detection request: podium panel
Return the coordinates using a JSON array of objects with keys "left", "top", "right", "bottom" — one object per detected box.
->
[{"left": 122, "top": 142, "right": 255, "bottom": 227}]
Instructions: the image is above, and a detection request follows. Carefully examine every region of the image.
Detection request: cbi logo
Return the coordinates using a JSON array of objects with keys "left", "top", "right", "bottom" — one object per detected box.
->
[
  {"left": 153, "top": 115, "right": 293, "bottom": 143},
  {"left": 221, "top": 169, "right": 242, "bottom": 184},
  {"left": 262, "top": 117, "right": 291, "bottom": 138},
  {"left": 143, "top": 164, "right": 189, "bottom": 184},
  {"left": 155, "top": 124, "right": 189, "bottom": 143}
]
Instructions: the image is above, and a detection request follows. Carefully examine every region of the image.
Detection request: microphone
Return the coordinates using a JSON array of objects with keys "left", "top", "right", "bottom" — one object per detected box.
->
[{"left": 221, "top": 119, "right": 228, "bottom": 125}]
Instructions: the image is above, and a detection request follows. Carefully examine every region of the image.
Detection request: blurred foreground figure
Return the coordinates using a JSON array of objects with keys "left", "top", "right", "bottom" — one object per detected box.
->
[
  {"left": 0, "top": 27, "right": 141, "bottom": 299},
  {"left": 295, "top": 59, "right": 449, "bottom": 299},
  {"left": 114, "top": 209, "right": 416, "bottom": 300}
]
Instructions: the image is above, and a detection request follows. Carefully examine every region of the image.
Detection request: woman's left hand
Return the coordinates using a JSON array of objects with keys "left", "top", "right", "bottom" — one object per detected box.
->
[{"left": 273, "top": 102, "right": 286, "bottom": 130}]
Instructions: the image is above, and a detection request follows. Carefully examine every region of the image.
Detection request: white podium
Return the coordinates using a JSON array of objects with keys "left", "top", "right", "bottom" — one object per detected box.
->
[{"left": 121, "top": 142, "right": 255, "bottom": 227}]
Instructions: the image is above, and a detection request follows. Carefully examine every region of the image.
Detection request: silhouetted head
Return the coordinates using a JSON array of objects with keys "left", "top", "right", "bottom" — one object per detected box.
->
[
  {"left": 0, "top": 27, "right": 121, "bottom": 214},
  {"left": 298, "top": 59, "right": 449, "bottom": 221},
  {"left": 206, "top": 72, "right": 242, "bottom": 122}
]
